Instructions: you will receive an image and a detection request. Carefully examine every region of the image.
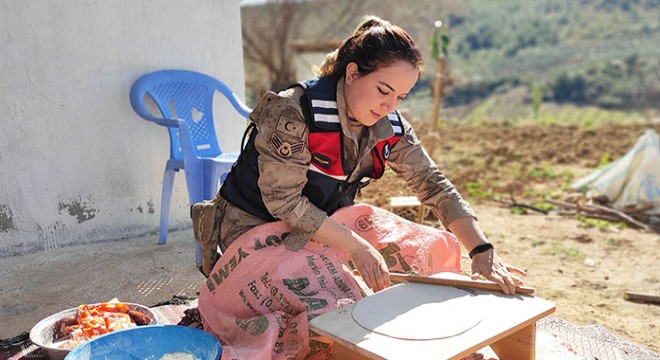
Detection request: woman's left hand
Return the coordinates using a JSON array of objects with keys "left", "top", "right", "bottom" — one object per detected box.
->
[{"left": 470, "top": 249, "right": 526, "bottom": 295}]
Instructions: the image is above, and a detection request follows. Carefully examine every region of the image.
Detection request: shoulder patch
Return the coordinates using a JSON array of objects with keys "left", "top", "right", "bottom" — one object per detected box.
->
[
  {"left": 275, "top": 115, "right": 306, "bottom": 139},
  {"left": 271, "top": 132, "right": 305, "bottom": 158}
]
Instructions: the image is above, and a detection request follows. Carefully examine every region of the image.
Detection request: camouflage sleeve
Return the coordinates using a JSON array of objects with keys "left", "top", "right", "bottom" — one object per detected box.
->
[
  {"left": 251, "top": 90, "right": 327, "bottom": 250},
  {"left": 386, "top": 116, "right": 476, "bottom": 228}
]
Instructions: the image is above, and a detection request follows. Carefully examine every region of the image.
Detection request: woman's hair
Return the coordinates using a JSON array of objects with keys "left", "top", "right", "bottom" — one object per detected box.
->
[{"left": 315, "top": 15, "right": 423, "bottom": 78}]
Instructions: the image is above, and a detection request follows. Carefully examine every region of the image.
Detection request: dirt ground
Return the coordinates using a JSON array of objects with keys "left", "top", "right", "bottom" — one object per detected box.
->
[{"left": 358, "top": 122, "right": 660, "bottom": 353}]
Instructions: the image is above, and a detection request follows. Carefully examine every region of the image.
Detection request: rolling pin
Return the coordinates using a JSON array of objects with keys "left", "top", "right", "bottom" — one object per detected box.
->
[{"left": 389, "top": 273, "right": 535, "bottom": 295}]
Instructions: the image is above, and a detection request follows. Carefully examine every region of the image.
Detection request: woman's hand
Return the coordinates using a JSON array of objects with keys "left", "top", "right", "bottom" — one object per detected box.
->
[
  {"left": 470, "top": 248, "right": 526, "bottom": 295},
  {"left": 447, "top": 216, "right": 526, "bottom": 295},
  {"left": 314, "top": 217, "right": 391, "bottom": 292},
  {"left": 350, "top": 246, "right": 391, "bottom": 292}
]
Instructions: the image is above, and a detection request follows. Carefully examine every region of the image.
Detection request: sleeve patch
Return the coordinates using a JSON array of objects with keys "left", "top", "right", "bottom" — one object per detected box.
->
[
  {"left": 271, "top": 132, "right": 306, "bottom": 158},
  {"left": 275, "top": 115, "right": 306, "bottom": 139}
]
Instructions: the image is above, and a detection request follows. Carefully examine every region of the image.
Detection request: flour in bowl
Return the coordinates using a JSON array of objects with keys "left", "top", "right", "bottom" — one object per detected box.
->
[{"left": 159, "top": 353, "right": 199, "bottom": 360}]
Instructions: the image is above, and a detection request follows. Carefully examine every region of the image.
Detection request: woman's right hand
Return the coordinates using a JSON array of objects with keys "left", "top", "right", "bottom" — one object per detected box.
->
[
  {"left": 314, "top": 217, "right": 391, "bottom": 292},
  {"left": 350, "top": 245, "right": 391, "bottom": 292}
]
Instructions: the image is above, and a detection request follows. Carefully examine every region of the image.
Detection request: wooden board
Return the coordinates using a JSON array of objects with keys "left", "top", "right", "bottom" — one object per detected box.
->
[
  {"left": 388, "top": 196, "right": 425, "bottom": 223},
  {"left": 351, "top": 283, "right": 482, "bottom": 340},
  {"left": 310, "top": 285, "right": 556, "bottom": 360}
]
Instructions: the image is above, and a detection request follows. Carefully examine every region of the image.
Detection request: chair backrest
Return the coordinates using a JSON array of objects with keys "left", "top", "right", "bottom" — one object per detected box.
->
[{"left": 130, "top": 69, "right": 251, "bottom": 160}]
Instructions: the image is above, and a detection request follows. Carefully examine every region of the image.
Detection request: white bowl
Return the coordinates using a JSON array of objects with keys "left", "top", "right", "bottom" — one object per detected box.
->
[{"left": 29, "top": 303, "right": 157, "bottom": 360}]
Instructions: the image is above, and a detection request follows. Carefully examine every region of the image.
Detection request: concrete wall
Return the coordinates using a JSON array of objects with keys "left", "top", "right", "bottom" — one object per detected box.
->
[{"left": 0, "top": 1, "right": 246, "bottom": 256}]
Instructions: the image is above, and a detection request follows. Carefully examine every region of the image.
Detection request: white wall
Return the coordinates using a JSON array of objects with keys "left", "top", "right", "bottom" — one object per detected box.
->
[{"left": 0, "top": 0, "right": 246, "bottom": 256}]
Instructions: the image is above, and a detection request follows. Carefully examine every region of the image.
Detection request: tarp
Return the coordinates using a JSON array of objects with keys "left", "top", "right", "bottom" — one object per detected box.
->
[{"left": 571, "top": 129, "right": 660, "bottom": 215}]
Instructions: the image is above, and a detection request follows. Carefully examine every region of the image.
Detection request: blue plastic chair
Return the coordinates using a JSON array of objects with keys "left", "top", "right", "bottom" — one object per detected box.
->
[{"left": 130, "top": 70, "right": 251, "bottom": 267}]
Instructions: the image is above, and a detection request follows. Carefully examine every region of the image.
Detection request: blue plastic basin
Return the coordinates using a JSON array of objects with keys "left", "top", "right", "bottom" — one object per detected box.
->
[{"left": 64, "top": 325, "right": 222, "bottom": 360}]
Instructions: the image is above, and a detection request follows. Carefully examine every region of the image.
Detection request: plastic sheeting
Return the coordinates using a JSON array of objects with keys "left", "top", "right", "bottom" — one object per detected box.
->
[{"left": 571, "top": 129, "right": 659, "bottom": 215}]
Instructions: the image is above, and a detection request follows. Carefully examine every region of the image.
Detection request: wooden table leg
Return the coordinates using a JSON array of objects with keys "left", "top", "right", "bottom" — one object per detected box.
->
[{"left": 489, "top": 323, "right": 537, "bottom": 360}]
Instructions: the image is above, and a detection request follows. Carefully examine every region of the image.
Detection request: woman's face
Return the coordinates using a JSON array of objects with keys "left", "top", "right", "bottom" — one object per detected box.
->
[{"left": 343, "top": 60, "right": 419, "bottom": 126}]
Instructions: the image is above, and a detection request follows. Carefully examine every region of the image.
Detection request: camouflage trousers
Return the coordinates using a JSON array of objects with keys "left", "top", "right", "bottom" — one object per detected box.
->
[
  {"left": 191, "top": 194, "right": 225, "bottom": 277},
  {"left": 191, "top": 194, "right": 268, "bottom": 277}
]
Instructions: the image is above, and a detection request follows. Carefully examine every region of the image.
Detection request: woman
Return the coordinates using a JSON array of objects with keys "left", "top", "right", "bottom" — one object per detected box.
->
[{"left": 196, "top": 15, "right": 525, "bottom": 359}]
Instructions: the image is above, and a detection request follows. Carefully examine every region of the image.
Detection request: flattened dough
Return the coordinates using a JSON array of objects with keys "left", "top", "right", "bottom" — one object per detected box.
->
[{"left": 351, "top": 282, "right": 482, "bottom": 340}]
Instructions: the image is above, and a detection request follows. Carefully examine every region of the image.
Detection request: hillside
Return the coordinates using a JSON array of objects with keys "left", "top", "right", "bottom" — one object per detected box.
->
[{"left": 242, "top": 0, "right": 660, "bottom": 122}]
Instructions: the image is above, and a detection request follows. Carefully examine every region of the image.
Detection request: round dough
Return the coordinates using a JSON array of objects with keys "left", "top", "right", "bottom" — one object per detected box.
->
[{"left": 351, "top": 282, "right": 482, "bottom": 340}]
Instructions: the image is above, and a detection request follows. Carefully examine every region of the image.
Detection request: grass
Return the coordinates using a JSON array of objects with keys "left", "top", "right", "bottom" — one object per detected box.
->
[
  {"left": 527, "top": 164, "right": 565, "bottom": 180},
  {"left": 543, "top": 242, "right": 585, "bottom": 259},
  {"left": 546, "top": 289, "right": 568, "bottom": 299},
  {"left": 575, "top": 214, "right": 627, "bottom": 232},
  {"left": 465, "top": 181, "right": 492, "bottom": 200},
  {"left": 605, "top": 237, "right": 619, "bottom": 246},
  {"left": 531, "top": 239, "right": 547, "bottom": 248}
]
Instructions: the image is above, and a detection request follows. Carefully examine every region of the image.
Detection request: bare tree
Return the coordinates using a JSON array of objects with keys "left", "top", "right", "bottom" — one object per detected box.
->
[{"left": 241, "top": 0, "right": 363, "bottom": 95}]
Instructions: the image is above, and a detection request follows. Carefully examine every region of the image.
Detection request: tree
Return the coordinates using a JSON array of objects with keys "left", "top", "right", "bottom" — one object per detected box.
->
[
  {"left": 531, "top": 85, "right": 542, "bottom": 119},
  {"left": 241, "top": 0, "right": 363, "bottom": 95},
  {"left": 429, "top": 19, "right": 450, "bottom": 131}
]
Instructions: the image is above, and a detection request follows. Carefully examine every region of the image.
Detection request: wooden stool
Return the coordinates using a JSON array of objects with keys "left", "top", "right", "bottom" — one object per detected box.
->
[
  {"left": 310, "top": 284, "right": 556, "bottom": 360},
  {"left": 388, "top": 196, "right": 426, "bottom": 224}
]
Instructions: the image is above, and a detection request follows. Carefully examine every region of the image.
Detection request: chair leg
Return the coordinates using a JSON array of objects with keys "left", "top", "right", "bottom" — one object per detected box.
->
[
  {"left": 417, "top": 204, "right": 426, "bottom": 224},
  {"left": 160, "top": 168, "right": 177, "bottom": 245},
  {"left": 195, "top": 242, "right": 203, "bottom": 270}
]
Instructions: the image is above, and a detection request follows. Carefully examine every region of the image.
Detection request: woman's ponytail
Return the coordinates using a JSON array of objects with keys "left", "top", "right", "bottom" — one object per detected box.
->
[{"left": 315, "top": 15, "right": 422, "bottom": 79}]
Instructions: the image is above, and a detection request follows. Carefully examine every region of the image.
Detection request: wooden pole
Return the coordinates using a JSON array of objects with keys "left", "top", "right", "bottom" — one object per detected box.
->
[
  {"left": 389, "top": 273, "right": 535, "bottom": 295},
  {"left": 430, "top": 56, "right": 444, "bottom": 132},
  {"left": 624, "top": 291, "right": 660, "bottom": 305}
]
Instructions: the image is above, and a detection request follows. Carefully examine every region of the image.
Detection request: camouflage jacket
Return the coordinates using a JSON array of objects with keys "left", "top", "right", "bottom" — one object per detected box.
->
[{"left": 192, "top": 77, "right": 475, "bottom": 276}]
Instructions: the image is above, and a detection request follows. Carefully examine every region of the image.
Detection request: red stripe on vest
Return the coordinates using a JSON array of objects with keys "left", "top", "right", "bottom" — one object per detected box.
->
[
  {"left": 308, "top": 132, "right": 344, "bottom": 176},
  {"left": 308, "top": 130, "right": 398, "bottom": 179}
]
